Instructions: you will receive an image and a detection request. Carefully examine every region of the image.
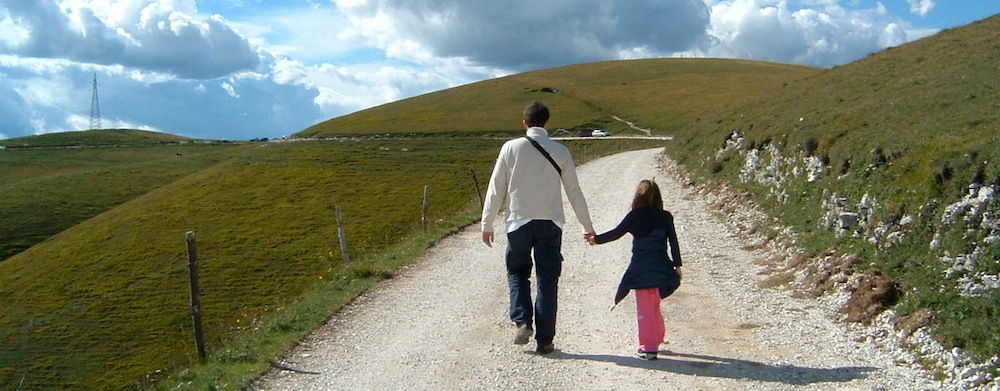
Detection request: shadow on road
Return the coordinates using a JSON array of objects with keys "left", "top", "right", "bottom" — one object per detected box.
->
[{"left": 551, "top": 350, "right": 876, "bottom": 386}]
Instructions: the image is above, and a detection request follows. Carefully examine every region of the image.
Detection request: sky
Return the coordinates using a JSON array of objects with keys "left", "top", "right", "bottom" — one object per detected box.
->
[{"left": 0, "top": 1, "right": 998, "bottom": 141}]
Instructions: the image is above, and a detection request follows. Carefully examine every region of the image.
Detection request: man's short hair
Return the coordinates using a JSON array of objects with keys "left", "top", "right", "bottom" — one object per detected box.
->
[{"left": 523, "top": 102, "right": 550, "bottom": 128}]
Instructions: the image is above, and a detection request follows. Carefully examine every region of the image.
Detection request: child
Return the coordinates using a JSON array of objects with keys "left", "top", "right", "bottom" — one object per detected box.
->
[{"left": 587, "top": 179, "right": 683, "bottom": 360}]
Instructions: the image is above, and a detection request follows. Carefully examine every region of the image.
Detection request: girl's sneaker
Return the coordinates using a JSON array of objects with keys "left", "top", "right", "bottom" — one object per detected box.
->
[{"left": 636, "top": 349, "right": 658, "bottom": 360}]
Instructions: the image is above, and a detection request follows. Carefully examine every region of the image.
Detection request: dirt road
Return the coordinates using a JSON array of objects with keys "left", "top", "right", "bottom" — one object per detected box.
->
[{"left": 251, "top": 147, "right": 937, "bottom": 390}]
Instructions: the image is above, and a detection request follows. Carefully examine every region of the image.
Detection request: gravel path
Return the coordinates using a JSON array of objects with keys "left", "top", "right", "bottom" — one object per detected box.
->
[{"left": 251, "top": 147, "right": 942, "bottom": 390}]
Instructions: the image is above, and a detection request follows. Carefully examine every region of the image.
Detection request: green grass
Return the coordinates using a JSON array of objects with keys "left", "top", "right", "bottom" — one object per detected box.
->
[
  {"left": 0, "top": 143, "right": 242, "bottom": 261},
  {"left": 0, "top": 138, "right": 497, "bottom": 388},
  {"left": 5, "top": 14, "right": 1000, "bottom": 388},
  {"left": 0, "top": 135, "right": 663, "bottom": 389},
  {"left": 152, "top": 210, "right": 478, "bottom": 389},
  {"left": 669, "top": 15, "right": 1000, "bottom": 362}
]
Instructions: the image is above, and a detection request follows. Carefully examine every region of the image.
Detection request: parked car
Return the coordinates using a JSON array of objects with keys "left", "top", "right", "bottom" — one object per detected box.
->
[{"left": 592, "top": 129, "right": 609, "bottom": 137}]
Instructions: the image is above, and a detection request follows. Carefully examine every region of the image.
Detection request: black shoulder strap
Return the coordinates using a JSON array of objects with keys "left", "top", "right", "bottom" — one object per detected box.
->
[{"left": 523, "top": 136, "right": 562, "bottom": 176}]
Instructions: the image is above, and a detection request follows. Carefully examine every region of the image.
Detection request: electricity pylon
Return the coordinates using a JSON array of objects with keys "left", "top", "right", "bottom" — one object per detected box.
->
[{"left": 90, "top": 73, "right": 102, "bottom": 130}]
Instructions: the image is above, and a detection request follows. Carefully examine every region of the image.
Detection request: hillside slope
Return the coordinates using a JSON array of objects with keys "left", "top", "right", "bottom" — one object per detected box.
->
[
  {"left": 0, "top": 141, "right": 241, "bottom": 261},
  {"left": 669, "top": 14, "right": 1000, "bottom": 364},
  {"left": 296, "top": 58, "right": 820, "bottom": 137},
  {"left": 0, "top": 137, "right": 561, "bottom": 388}
]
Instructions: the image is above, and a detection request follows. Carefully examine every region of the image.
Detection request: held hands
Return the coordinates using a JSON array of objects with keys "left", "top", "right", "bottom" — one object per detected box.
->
[
  {"left": 485, "top": 231, "right": 596, "bottom": 247},
  {"left": 579, "top": 232, "right": 681, "bottom": 278}
]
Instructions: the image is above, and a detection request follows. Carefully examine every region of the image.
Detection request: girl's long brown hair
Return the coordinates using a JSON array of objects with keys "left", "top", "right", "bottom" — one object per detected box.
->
[{"left": 631, "top": 179, "right": 663, "bottom": 210}]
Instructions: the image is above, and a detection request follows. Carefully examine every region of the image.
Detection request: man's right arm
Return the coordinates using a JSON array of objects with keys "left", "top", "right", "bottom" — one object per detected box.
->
[{"left": 481, "top": 144, "right": 510, "bottom": 245}]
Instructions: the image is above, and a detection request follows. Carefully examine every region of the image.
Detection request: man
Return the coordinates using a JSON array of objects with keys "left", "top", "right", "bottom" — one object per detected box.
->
[{"left": 481, "top": 101, "right": 596, "bottom": 355}]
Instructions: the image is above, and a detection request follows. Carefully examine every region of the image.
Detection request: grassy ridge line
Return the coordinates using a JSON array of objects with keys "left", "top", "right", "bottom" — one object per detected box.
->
[
  {"left": 666, "top": 15, "right": 1000, "bottom": 363},
  {"left": 0, "top": 129, "right": 192, "bottom": 148},
  {"left": 508, "top": 59, "right": 821, "bottom": 135},
  {"left": 297, "top": 58, "right": 821, "bottom": 138}
]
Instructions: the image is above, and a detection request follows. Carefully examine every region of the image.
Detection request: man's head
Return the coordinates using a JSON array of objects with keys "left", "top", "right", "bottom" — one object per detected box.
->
[{"left": 523, "top": 101, "right": 550, "bottom": 128}]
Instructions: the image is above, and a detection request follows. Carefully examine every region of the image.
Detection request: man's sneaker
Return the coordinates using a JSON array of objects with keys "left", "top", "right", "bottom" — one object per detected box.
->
[
  {"left": 636, "top": 349, "right": 658, "bottom": 361},
  {"left": 536, "top": 343, "right": 555, "bottom": 355},
  {"left": 513, "top": 324, "right": 533, "bottom": 345}
]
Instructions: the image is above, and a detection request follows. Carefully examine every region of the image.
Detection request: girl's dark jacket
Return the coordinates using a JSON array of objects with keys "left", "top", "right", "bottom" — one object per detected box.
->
[{"left": 594, "top": 206, "right": 682, "bottom": 304}]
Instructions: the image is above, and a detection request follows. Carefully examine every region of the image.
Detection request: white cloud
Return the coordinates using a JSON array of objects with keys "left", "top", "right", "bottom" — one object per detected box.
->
[
  {"left": 15, "top": 76, "right": 75, "bottom": 109},
  {"left": 227, "top": 6, "right": 357, "bottom": 62},
  {"left": 221, "top": 81, "right": 238, "bottom": 98},
  {"left": 1, "top": 0, "right": 259, "bottom": 79},
  {"left": 333, "top": 0, "right": 712, "bottom": 71},
  {"left": 294, "top": 61, "right": 445, "bottom": 117},
  {"left": 269, "top": 54, "right": 310, "bottom": 85},
  {"left": 907, "top": 0, "right": 935, "bottom": 16},
  {"left": 0, "top": 10, "right": 29, "bottom": 47},
  {"left": 0, "top": 54, "right": 71, "bottom": 75},
  {"left": 698, "top": 0, "right": 936, "bottom": 66},
  {"left": 125, "top": 69, "right": 176, "bottom": 84},
  {"left": 0, "top": 0, "right": 974, "bottom": 142},
  {"left": 322, "top": 0, "right": 941, "bottom": 72}
]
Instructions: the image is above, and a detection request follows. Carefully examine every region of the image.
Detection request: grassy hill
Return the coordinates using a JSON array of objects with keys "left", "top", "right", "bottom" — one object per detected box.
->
[
  {"left": 669, "top": 14, "right": 1000, "bottom": 366},
  {"left": 0, "top": 136, "right": 242, "bottom": 261},
  {"left": 296, "top": 58, "right": 819, "bottom": 138},
  {"left": 3, "top": 13, "right": 999, "bottom": 389},
  {"left": 0, "top": 137, "right": 490, "bottom": 387}
]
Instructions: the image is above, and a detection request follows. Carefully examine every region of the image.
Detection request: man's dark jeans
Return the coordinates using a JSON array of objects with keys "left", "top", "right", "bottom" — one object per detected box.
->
[{"left": 505, "top": 220, "right": 563, "bottom": 345}]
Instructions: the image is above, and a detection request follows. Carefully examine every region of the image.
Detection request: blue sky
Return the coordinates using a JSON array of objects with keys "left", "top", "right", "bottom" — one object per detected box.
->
[{"left": 1, "top": 1, "right": 998, "bottom": 141}]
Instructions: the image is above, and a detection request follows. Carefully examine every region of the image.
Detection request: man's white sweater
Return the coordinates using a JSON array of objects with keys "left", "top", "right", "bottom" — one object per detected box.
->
[{"left": 481, "top": 127, "right": 595, "bottom": 234}]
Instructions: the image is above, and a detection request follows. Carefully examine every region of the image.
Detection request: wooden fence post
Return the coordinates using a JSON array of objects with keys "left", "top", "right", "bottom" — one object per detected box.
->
[
  {"left": 185, "top": 231, "right": 207, "bottom": 360},
  {"left": 422, "top": 186, "right": 430, "bottom": 233},
  {"left": 335, "top": 206, "right": 351, "bottom": 267},
  {"left": 468, "top": 165, "right": 483, "bottom": 208}
]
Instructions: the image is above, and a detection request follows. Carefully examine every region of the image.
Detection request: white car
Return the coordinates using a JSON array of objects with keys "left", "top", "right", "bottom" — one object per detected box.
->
[{"left": 591, "top": 129, "right": 609, "bottom": 137}]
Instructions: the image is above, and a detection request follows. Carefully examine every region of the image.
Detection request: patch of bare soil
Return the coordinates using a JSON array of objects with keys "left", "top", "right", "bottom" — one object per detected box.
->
[{"left": 840, "top": 269, "right": 902, "bottom": 325}]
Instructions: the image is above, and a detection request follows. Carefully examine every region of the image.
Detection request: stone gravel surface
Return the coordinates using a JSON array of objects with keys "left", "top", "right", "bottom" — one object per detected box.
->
[{"left": 251, "top": 147, "right": 960, "bottom": 391}]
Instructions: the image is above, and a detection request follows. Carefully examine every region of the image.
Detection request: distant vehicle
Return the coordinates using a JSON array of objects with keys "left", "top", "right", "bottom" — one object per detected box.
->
[{"left": 592, "top": 129, "right": 609, "bottom": 137}]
